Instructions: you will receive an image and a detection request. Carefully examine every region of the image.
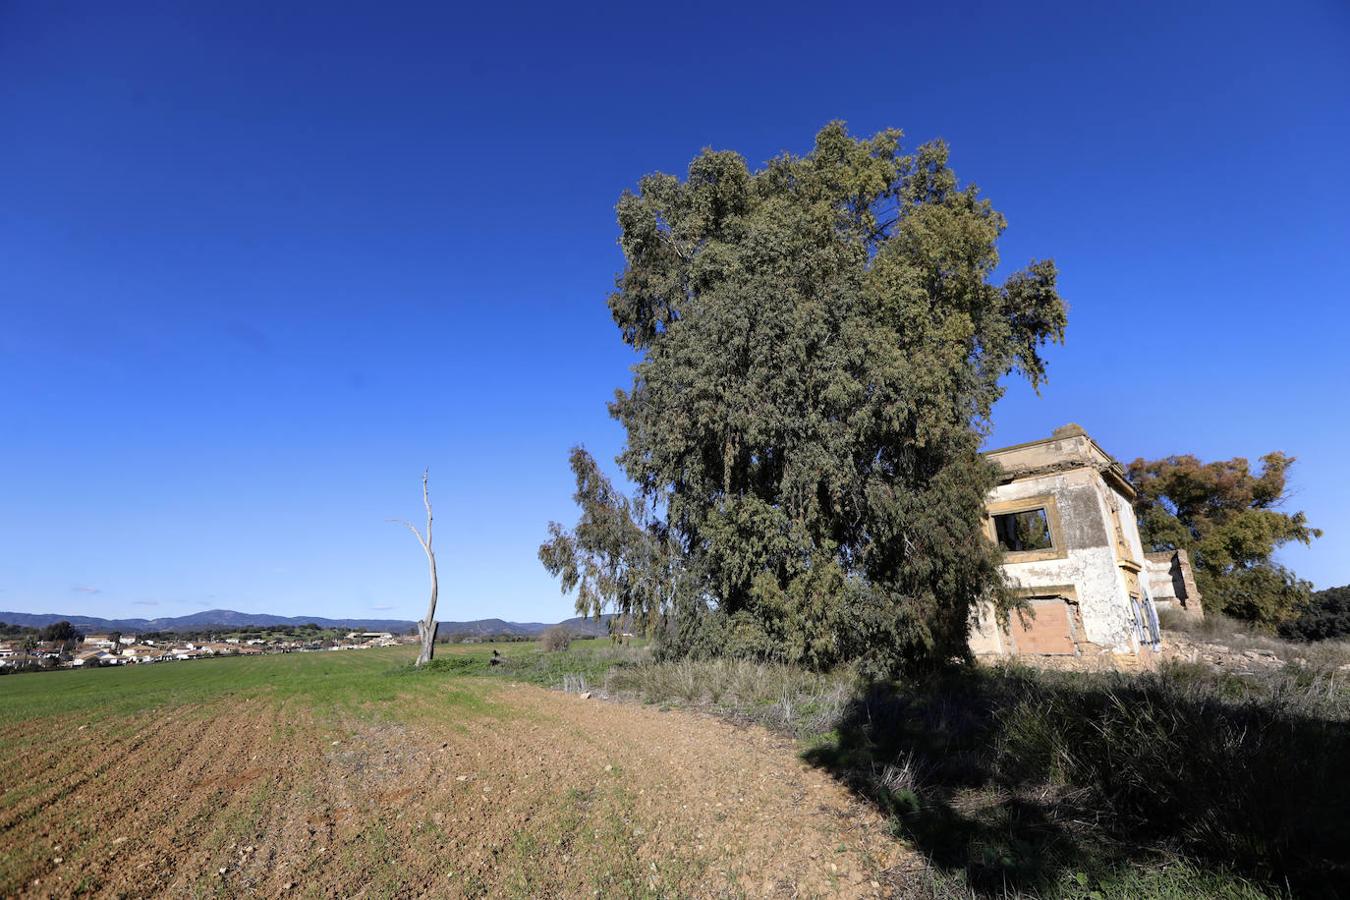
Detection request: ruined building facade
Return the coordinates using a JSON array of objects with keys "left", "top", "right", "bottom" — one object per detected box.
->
[{"left": 970, "top": 425, "right": 1203, "bottom": 660}]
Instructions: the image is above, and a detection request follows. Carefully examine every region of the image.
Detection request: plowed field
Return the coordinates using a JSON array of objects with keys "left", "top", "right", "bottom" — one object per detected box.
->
[{"left": 0, "top": 647, "right": 909, "bottom": 897}]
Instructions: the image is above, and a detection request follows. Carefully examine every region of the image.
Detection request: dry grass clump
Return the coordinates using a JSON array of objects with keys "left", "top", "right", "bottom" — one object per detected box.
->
[
  {"left": 606, "top": 657, "right": 855, "bottom": 738},
  {"left": 540, "top": 626, "right": 572, "bottom": 652}
]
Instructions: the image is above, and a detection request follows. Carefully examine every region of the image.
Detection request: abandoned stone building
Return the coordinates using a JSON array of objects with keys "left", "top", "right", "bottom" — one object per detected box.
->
[{"left": 969, "top": 424, "right": 1203, "bottom": 660}]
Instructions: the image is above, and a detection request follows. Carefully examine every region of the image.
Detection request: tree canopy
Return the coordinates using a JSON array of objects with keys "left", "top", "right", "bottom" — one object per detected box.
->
[
  {"left": 1279, "top": 584, "right": 1350, "bottom": 642},
  {"left": 543, "top": 122, "right": 1066, "bottom": 675},
  {"left": 1127, "top": 452, "right": 1321, "bottom": 627},
  {"left": 39, "top": 620, "right": 83, "bottom": 644}
]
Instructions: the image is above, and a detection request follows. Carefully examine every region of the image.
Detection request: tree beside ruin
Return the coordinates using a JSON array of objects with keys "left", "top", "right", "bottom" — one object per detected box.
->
[
  {"left": 1127, "top": 452, "right": 1321, "bottom": 627},
  {"left": 542, "top": 122, "right": 1067, "bottom": 675}
]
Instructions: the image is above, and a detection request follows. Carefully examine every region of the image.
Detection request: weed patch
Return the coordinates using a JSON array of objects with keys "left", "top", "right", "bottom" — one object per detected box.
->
[
  {"left": 806, "top": 663, "right": 1349, "bottom": 897},
  {"left": 593, "top": 650, "right": 1348, "bottom": 898},
  {"left": 403, "top": 655, "right": 485, "bottom": 676},
  {"left": 606, "top": 657, "right": 855, "bottom": 739}
]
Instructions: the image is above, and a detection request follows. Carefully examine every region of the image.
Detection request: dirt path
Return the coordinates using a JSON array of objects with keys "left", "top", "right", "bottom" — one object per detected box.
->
[{"left": 3, "top": 680, "right": 912, "bottom": 898}]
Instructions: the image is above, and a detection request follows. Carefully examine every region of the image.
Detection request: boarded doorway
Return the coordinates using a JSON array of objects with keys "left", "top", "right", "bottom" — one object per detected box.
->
[{"left": 1009, "top": 596, "right": 1078, "bottom": 655}]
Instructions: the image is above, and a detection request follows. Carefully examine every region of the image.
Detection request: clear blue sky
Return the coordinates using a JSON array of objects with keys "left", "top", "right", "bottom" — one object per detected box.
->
[{"left": 3, "top": 1, "right": 1348, "bottom": 624}]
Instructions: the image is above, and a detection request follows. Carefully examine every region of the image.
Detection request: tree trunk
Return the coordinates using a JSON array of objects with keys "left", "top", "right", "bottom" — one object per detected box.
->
[
  {"left": 397, "top": 470, "right": 439, "bottom": 667},
  {"left": 417, "top": 601, "right": 437, "bottom": 666}
]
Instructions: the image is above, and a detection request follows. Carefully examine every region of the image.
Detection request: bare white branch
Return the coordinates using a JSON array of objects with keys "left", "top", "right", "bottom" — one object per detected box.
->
[
  {"left": 421, "top": 468, "right": 433, "bottom": 550},
  {"left": 389, "top": 518, "right": 430, "bottom": 554},
  {"left": 392, "top": 472, "right": 440, "bottom": 666}
]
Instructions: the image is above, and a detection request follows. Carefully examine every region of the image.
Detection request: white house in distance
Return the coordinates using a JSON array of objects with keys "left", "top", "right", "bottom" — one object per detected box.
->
[{"left": 969, "top": 424, "right": 1203, "bottom": 660}]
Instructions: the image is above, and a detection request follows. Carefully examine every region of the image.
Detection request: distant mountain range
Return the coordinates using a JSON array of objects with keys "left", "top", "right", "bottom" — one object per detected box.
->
[{"left": 0, "top": 609, "right": 613, "bottom": 637}]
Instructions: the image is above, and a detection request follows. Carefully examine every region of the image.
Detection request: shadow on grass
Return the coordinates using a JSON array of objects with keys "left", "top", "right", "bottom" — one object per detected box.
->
[{"left": 802, "top": 664, "right": 1350, "bottom": 898}]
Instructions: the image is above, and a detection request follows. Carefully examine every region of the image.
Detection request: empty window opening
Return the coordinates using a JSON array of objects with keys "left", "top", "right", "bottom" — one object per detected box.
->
[{"left": 994, "top": 508, "right": 1054, "bottom": 552}]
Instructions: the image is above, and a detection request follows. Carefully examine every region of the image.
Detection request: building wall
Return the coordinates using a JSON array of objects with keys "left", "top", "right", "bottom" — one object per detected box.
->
[
  {"left": 1144, "top": 549, "right": 1204, "bottom": 617},
  {"left": 979, "top": 468, "right": 1141, "bottom": 656}
]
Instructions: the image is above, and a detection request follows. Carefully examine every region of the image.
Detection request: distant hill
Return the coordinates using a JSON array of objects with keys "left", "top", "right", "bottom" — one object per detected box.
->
[
  {"left": 0, "top": 609, "right": 614, "bottom": 637},
  {"left": 0, "top": 609, "right": 416, "bottom": 633}
]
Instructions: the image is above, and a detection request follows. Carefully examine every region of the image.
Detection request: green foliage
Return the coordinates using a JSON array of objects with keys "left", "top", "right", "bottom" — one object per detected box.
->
[
  {"left": 0, "top": 621, "right": 38, "bottom": 638},
  {"left": 38, "top": 620, "right": 82, "bottom": 643},
  {"left": 1280, "top": 584, "right": 1350, "bottom": 641},
  {"left": 539, "top": 446, "right": 677, "bottom": 637},
  {"left": 1127, "top": 453, "right": 1320, "bottom": 627},
  {"left": 411, "top": 655, "right": 484, "bottom": 675},
  {"left": 543, "top": 122, "right": 1066, "bottom": 675},
  {"left": 0, "top": 645, "right": 501, "bottom": 726}
]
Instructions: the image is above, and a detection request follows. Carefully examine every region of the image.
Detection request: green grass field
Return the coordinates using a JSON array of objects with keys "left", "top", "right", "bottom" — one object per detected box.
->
[
  {"left": 0, "top": 638, "right": 644, "bottom": 726},
  {"left": 1, "top": 644, "right": 412, "bottom": 725}
]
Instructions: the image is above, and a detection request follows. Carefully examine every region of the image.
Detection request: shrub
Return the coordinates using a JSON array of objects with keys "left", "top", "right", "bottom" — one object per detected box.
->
[
  {"left": 405, "top": 656, "right": 483, "bottom": 675},
  {"left": 1280, "top": 584, "right": 1350, "bottom": 641},
  {"left": 540, "top": 626, "right": 573, "bottom": 652}
]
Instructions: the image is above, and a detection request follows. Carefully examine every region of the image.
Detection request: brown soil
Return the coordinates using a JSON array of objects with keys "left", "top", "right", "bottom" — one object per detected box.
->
[{"left": 2, "top": 682, "right": 914, "bottom": 898}]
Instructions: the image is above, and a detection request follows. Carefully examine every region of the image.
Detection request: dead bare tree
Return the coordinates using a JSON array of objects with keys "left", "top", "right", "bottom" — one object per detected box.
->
[{"left": 393, "top": 469, "right": 439, "bottom": 666}]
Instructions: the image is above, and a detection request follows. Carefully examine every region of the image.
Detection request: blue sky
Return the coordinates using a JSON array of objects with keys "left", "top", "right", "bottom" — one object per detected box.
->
[{"left": 2, "top": 1, "right": 1348, "bottom": 624}]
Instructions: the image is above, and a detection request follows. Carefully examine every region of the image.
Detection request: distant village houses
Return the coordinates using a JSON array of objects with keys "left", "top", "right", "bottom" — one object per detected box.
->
[{"left": 0, "top": 627, "right": 415, "bottom": 673}]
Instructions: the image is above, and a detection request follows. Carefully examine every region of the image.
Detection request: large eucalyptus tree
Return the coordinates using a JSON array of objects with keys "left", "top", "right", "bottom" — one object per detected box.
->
[{"left": 543, "top": 123, "right": 1066, "bottom": 675}]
